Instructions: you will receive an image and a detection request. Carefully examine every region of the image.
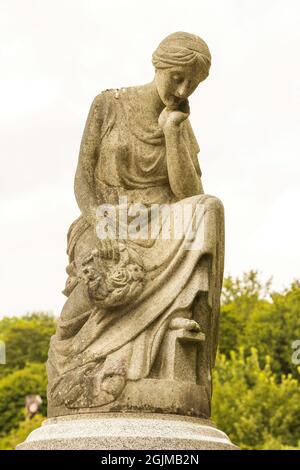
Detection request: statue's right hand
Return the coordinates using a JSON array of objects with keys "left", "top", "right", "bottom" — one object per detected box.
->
[
  {"left": 158, "top": 100, "right": 190, "bottom": 130},
  {"left": 98, "top": 239, "right": 120, "bottom": 261}
]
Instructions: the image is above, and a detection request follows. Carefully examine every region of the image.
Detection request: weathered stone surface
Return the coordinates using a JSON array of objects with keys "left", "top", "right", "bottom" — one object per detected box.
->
[
  {"left": 17, "top": 414, "right": 238, "bottom": 450},
  {"left": 18, "top": 31, "right": 236, "bottom": 450}
]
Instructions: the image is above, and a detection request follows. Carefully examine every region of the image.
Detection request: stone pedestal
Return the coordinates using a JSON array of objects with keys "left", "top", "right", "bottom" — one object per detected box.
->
[{"left": 17, "top": 413, "right": 238, "bottom": 450}]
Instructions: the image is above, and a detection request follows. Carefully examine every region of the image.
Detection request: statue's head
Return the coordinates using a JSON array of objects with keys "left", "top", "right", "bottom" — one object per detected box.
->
[{"left": 152, "top": 32, "right": 211, "bottom": 109}]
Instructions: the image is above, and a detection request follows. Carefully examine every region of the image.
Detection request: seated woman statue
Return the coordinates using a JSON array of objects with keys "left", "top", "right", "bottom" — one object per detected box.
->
[{"left": 47, "top": 31, "right": 225, "bottom": 419}]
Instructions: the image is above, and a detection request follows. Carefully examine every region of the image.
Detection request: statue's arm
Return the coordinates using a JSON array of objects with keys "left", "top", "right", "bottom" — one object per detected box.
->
[
  {"left": 74, "top": 94, "right": 104, "bottom": 225},
  {"left": 164, "top": 124, "right": 203, "bottom": 200}
]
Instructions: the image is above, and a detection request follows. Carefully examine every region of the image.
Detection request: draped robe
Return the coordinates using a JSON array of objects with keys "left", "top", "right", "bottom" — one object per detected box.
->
[{"left": 47, "top": 88, "right": 224, "bottom": 411}]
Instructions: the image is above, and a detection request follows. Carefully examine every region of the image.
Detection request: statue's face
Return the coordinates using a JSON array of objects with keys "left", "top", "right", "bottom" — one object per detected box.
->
[{"left": 155, "top": 60, "right": 206, "bottom": 110}]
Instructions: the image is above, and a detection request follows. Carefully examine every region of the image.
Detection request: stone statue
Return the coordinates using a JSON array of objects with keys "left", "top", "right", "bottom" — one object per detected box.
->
[{"left": 18, "top": 32, "right": 237, "bottom": 450}]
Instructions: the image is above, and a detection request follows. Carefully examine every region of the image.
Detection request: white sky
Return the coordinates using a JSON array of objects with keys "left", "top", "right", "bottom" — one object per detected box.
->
[{"left": 0, "top": 0, "right": 299, "bottom": 318}]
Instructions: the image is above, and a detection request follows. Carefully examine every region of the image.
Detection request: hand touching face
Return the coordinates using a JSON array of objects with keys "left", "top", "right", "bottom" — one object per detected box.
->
[{"left": 158, "top": 99, "right": 190, "bottom": 130}]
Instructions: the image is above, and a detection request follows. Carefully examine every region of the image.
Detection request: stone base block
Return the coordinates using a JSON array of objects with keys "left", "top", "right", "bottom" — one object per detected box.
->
[{"left": 17, "top": 413, "right": 238, "bottom": 450}]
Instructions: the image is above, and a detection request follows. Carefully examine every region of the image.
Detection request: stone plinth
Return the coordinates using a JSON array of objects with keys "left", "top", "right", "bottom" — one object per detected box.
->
[{"left": 17, "top": 413, "right": 238, "bottom": 450}]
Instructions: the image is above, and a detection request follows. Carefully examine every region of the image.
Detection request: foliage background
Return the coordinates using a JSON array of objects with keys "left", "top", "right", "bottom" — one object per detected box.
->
[{"left": 0, "top": 272, "right": 299, "bottom": 450}]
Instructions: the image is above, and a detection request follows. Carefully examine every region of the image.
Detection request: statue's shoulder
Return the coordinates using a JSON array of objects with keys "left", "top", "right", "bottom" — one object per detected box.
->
[
  {"left": 94, "top": 88, "right": 121, "bottom": 102},
  {"left": 89, "top": 89, "right": 121, "bottom": 115},
  {"left": 85, "top": 90, "right": 117, "bottom": 126},
  {"left": 102, "top": 88, "right": 122, "bottom": 97}
]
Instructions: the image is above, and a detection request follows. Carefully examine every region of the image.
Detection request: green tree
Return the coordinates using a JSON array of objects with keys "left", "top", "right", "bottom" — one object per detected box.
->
[
  {"left": 0, "top": 414, "right": 44, "bottom": 450},
  {"left": 212, "top": 349, "right": 300, "bottom": 449},
  {"left": 244, "top": 281, "right": 300, "bottom": 377},
  {"left": 0, "top": 363, "right": 47, "bottom": 437},
  {"left": 0, "top": 313, "right": 56, "bottom": 378},
  {"left": 219, "top": 271, "right": 272, "bottom": 356},
  {"left": 221, "top": 270, "right": 272, "bottom": 305},
  {"left": 219, "top": 273, "right": 300, "bottom": 379}
]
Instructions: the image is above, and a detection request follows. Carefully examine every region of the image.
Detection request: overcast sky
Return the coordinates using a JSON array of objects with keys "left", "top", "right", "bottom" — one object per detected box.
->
[{"left": 0, "top": 0, "right": 299, "bottom": 318}]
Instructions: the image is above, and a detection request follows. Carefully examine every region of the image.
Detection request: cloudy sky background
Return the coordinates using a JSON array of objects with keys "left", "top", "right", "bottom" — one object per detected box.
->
[{"left": 0, "top": 0, "right": 299, "bottom": 317}]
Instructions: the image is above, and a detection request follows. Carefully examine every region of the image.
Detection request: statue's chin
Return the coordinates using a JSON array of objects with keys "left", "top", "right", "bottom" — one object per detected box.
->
[{"left": 156, "top": 92, "right": 178, "bottom": 110}]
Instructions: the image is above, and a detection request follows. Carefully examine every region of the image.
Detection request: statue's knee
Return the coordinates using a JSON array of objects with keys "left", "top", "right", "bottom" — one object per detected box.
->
[
  {"left": 204, "top": 195, "right": 224, "bottom": 214},
  {"left": 60, "top": 282, "right": 90, "bottom": 322}
]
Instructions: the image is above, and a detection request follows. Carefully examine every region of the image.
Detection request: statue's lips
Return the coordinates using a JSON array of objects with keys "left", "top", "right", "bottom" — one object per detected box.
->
[{"left": 170, "top": 95, "right": 182, "bottom": 104}]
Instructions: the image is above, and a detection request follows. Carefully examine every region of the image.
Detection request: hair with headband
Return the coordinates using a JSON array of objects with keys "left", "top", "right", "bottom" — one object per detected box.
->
[{"left": 152, "top": 31, "right": 211, "bottom": 79}]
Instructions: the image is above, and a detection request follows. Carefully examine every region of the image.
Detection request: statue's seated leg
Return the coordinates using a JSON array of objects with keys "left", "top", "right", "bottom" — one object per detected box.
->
[{"left": 56, "top": 282, "right": 93, "bottom": 339}]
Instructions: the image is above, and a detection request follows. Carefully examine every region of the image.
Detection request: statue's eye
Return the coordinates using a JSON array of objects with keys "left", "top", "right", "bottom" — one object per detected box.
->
[{"left": 172, "top": 74, "right": 183, "bottom": 84}]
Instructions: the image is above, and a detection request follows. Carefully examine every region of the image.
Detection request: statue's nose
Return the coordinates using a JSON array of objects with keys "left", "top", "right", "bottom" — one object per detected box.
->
[
  {"left": 176, "top": 90, "right": 184, "bottom": 98},
  {"left": 175, "top": 91, "right": 186, "bottom": 101},
  {"left": 176, "top": 83, "right": 188, "bottom": 99}
]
